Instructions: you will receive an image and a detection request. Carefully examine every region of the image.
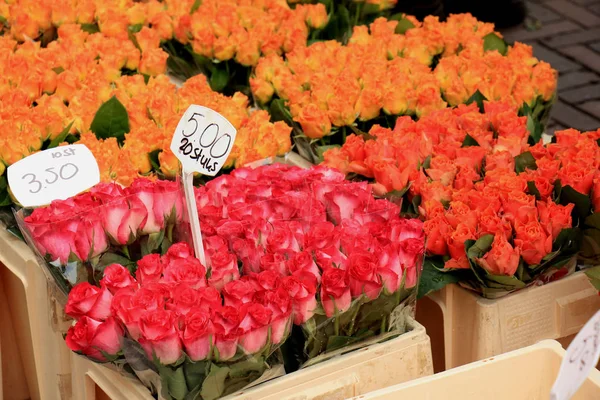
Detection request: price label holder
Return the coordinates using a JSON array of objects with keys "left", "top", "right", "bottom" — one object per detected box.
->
[
  {"left": 7, "top": 144, "right": 100, "bottom": 207},
  {"left": 551, "top": 310, "right": 600, "bottom": 400},
  {"left": 170, "top": 105, "right": 237, "bottom": 265}
]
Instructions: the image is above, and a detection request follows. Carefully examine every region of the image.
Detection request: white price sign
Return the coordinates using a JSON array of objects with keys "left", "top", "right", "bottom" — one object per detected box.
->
[
  {"left": 170, "top": 105, "right": 237, "bottom": 177},
  {"left": 551, "top": 310, "right": 600, "bottom": 400},
  {"left": 7, "top": 144, "right": 100, "bottom": 207}
]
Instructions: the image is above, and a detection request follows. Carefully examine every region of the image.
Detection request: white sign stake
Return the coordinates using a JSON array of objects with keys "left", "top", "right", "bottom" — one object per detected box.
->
[
  {"left": 170, "top": 105, "right": 237, "bottom": 265},
  {"left": 7, "top": 144, "right": 100, "bottom": 207},
  {"left": 551, "top": 310, "right": 600, "bottom": 400}
]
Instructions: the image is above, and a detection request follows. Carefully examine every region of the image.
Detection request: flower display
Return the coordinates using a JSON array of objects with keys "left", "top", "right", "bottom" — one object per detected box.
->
[{"left": 323, "top": 104, "right": 592, "bottom": 298}]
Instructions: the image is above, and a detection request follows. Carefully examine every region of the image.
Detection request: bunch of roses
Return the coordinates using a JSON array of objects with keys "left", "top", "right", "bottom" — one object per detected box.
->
[{"left": 23, "top": 178, "right": 184, "bottom": 274}]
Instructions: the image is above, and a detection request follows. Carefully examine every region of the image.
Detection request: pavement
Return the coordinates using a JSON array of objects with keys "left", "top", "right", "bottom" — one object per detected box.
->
[{"left": 500, "top": 0, "right": 600, "bottom": 133}]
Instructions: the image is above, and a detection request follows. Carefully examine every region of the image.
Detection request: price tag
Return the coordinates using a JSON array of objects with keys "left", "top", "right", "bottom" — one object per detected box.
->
[
  {"left": 7, "top": 144, "right": 100, "bottom": 207},
  {"left": 170, "top": 105, "right": 237, "bottom": 177},
  {"left": 551, "top": 310, "right": 600, "bottom": 400}
]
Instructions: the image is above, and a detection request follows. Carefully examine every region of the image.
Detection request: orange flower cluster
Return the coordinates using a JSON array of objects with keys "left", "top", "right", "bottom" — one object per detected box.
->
[
  {"left": 0, "top": 24, "right": 291, "bottom": 186},
  {"left": 324, "top": 102, "right": 599, "bottom": 278},
  {"left": 251, "top": 15, "right": 557, "bottom": 141}
]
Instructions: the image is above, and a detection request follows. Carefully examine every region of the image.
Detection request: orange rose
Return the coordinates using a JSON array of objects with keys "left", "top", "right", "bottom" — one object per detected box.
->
[
  {"left": 304, "top": 4, "right": 328, "bottom": 29},
  {"left": 557, "top": 162, "right": 596, "bottom": 195},
  {"left": 493, "top": 135, "right": 527, "bottom": 157},
  {"left": 355, "top": 87, "right": 382, "bottom": 121},
  {"left": 476, "top": 234, "right": 520, "bottom": 276},
  {"left": 139, "top": 48, "right": 168, "bottom": 76},
  {"left": 445, "top": 201, "right": 477, "bottom": 231},
  {"left": 454, "top": 146, "right": 488, "bottom": 171},
  {"left": 478, "top": 206, "right": 512, "bottom": 239},
  {"left": 501, "top": 191, "right": 537, "bottom": 225},
  {"left": 444, "top": 256, "right": 470, "bottom": 270},
  {"left": 485, "top": 150, "right": 515, "bottom": 172},
  {"left": 295, "top": 104, "right": 331, "bottom": 139},
  {"left": 423, "top": 216, "right": 451, "bottom": 256},
  {"left": 419, "top": 181, "right": 453, "bottom": 205},
  {"left": 514, "top": 220, "right": 553, "bottom": 265},
  {"left": 370, "top": 160, "right": 410, "bottom": 194},
  {"left": 453, "top": 164, "right": 480, "bottom": 191},
  {"left": 537, "top": 200, "right": 574, "bottom": 241},
  {"left": 426, "top": 155, "right": 457, "bottom": 186},
  {"left": 159, "top": 147, "right": 180, "bottom": 178},
  {"left": 136, "top": 27, "right": 161, "bottom": 53},
  {"left": 235, "top": 38, "right": 261, "bottom": 67},
  {"left": 536, "top": 157, "right": 560, "bottom": 181},
  {"left": 418, "top": 199, "right": 445, "bottom": 220},
  {"left": 447, "top": 223, "right": 477, "bottom": 261},
  {"left": 250, "top": 78, "right": 275, "bottom": 104}
]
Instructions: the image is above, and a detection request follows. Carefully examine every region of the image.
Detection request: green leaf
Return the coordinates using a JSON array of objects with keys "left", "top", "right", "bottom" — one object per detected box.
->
[
  {"left": 128, "top": 24, "right": 143, "bottom": 33},
  {"left": 209, "top": 68, "right": 229, "bottom": 93},
  {"left": 466, "top": 234, "right": 494, "bottom": 262},
  {"left": 422, "top": 155, "right": 431, "bottom": 170},
  {"left": 228, "top": 357, "right": 267, "bottom": 379},
  {"left": 190, "top": 0, "right": 201, "bottom": 14},
  {"left": 527, "top": 181, "right": 542, "bottom": 200},
  {"left": 90, "top": 96, "right": 130, "bottom": 145},
  {"left": 483, "top": 33, "right": 507, "bottom": 55},
  {"left": 514, "top": 151, "right": 537, "bottom": 173},
  {"left": 183, "top": 360, "right": 208, "bottom": 391},
  {"left": 149, "top": 149, "right": 162, "bottom": 171},
  {"left": 585, "top": 266, "right": 600, "bottom": 291},
  {"left": 526, "top": 114, "right": 543, "bottom": 144},
  {"left": 162, "top": 366, "right": 188, "bottom": 400},
  {"left": 417, "top": 258, "right": 464, "bottom": 299},
  {"left": 389, "top": 14, "right": 415, "bottom": 34},
  {"left": 269, "top": 99, "right": 293, "bottom": 124},
  {"left": 80, "top": 23, "right": 100, "bottom": 33},
  {"left": 48, "top": 121, "right": 74, "bottom": 149},
  {"left": 461, "top": 133, "right": 479, "bottom": 147},
  {"left": 200, "top": 364, "right": 230, "bottom": 400},
  {"left": 465, "top": 90, "right": 487, "bottom": 113},
  {"left": 559, "top": 185, "right": 592, "bottom": 224},
  {"left": 52, "top": 66, "right": 65, "bottom": 74},
  {"left": 0, "top": 175, "right": 12, "bottom": 207}
]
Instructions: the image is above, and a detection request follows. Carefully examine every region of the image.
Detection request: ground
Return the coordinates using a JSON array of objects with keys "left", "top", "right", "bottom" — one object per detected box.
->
[{"left": 500, "top": 0, "right": 600, "bottom": 133}]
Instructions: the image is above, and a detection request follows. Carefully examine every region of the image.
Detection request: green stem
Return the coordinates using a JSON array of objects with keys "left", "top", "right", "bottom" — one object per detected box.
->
[
  {"left": 354, "top": 3, "right": 363, "bottom": 26},
  {"left": 345, "top": 299, "right": 363, "bottom": 336},
  {"left": 380, "top": 315, "right": 387, "bottom": 333}
]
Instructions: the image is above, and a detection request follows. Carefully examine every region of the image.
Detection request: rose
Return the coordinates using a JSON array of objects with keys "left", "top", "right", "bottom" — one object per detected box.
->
[
  {"left": 197, "top": 287, "right": 223, "bottom": 313},
  {"left": 65, "top": 317, "right": 123, "bottom": 362},
  {"left": 514, "top": 220, "right": 553, "bottom": 265},
  {"left": 238, "top": 303, "right": 273, "bottom": 354},
  {"left": 255, "top": 270, "right": 281, "bottom": 291},
  {"left": 260, "top": 253, "right": 287, "bottom": 276},
  {"left": 111, "top": 287, "right": 165, "bottom": 339},
  {"left": 255, "top": 287, "right": 292, "bottom": 345},
  {"left": 423, "top": 217, "right": 451, "bottom": 256},
  {"left": 388, "top": 218, "right": 424, "bottom": 242},
  {"left": 139, "top": 310, "right": 183, "bottom": 365},
  {"left": 266, "top": 225, "right": 300, "bottom": 256},
  {"left": 223, "top": 280, "right": 256, "bottom": 308},
  {"left": 355, "top": 199, "right": 401, "bottom": 225},
  {"left": 295, "top": 103, "right": 331, "bottom": 139},
  {"left": 136, "top": 253, "right": 163, "bottom": 284},
  {"left": 212, "top": 306, "right": 242, "bottom": 361},
  {"left": 232, "top": 238, "right": 264, "bottom": 274},
  {"left": 426, "top": 155, "right": 457, "bottom": 186},
  {"left": 453, "top": 165, "right": 481, "bottom": 191},
  {"left": 447, "top": 223, "right": 477, "bottom": 261},
  {"left": 126, "top": 179, "right": 183, "bottom": 234},
  {"left": 162, "top": 257, "right": 207, "bottom": 289},
  {"left": 207, "top": 250, "right": 239, "bottom": 291},
  {"left": 215, "top": 220, "right": 246, "bottom": 244},
  {"left": 100, "top": 264, "right": 137, "bottom": 294},
  {"left": 557, "top": 162, "right": 596, "bottom": 195},
  {"left": 66, "top": 283, "right": 113, "bottom": 321},
  {"left": 348, "top": 252, "right": 382, "bottom": 300},
  {"left": 166, "top": 284, "right": 200, "bottom": 317},
  {"left": 398, "top": 238, "right": 425, "bottom": 289},
  {"left": 287, "top": 251, "right": 321, "bottom": 282},
  {"left": 74, "top": 213, "right": 109, "bottom": 262},
  {"left": 182, "top": 311, "right": 214, "bottom": 361},
  {"left": 445, "top": 201, "right": 477, "bottom": 231},
  {"left": 204, "top": 235, "right": 228, "bottom": 254},
  {"left": 537, "top": 200, "right": 574, "bottom": 241},
  {"left": 478, "top": 207, "right": 512, "bottom": 239},
  {"left": 320, "top": 268, "right": 352, "bottom": 318},
  {"left": 370, "top": 160, "right": 411, "bottom": 194},
  {"left": 305, "top": 222, "right": 340, "bottom": 250},
  {"left": 163, "top": 242, "right": 193, "bottom": 263},
  {"left": 323, "top": 185, "right": 369, "bottom": 224},
  {"left": 501, "top": 191, "right": 538, "bottom": 225},
  {"left": 281, "top": 271, "right": 318, "bottom": 325},
  {"left": 476, "top": 234, "right": 520, "bottom": 276}
]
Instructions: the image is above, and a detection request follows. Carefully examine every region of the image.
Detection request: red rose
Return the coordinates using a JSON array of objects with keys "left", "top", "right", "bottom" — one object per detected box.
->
[
  {"left": 266, "top": 224, "right": 300, "bottom": 256},
  {"left": 216, "top": 220, "right": 246, "bottom": 243},
  {"left": 100, "top": 264, "right": 137, "bottom": 294},
  {"left": 304, "top": 222, "right": 340, "bottom": 250},
  {"left": 223, "top": 280, "right": 256, "bottom": 308},
  {"left": 354, "top": 199, "right": 401, "bottom": 225},
  {"left": 315, "top": 245, "right": 349, "bottom": 271},
  {"left": 287, "top": 251, "right": 321, "bottom": 283},
  {"left": 75, "top": 213, "right": 109, "bottom": 262},
  {"left": 478, "top": 207, "right": 512, "bottom": 239},
  {"left": 66, "top": 283, "right": 113, "bottom": 321},
  {"left": 182, "top": 310, "right": 214, "bottom": 361},
  {"left": 166, "top": 284, "right": 200, "bottom": 317},
  {"left": 163, "top": 242, "right": 193, "bottom": 263},
  {"left": 281, "top": 271, "right": 318, "bottom": 325},
  {"left": 447, "top": 223, "right": 476, "bottom": 261},
  {"left": 136, "top": 253, "right": 163, "bottom": 284},
  {"left": 207, "top": 250, "right": 239, "bottom": 291},
  {"left": 260, "top": 253, "right": 287, "bottom": 276},
  {"left": 139, "top": 310, "right": 183, "bottom": 365},
  {"left": 212, "top": 306, "right": 242, "bottom": 361},
  {"left": 126, "top": 179, "right": 183, "bottom": 234},
  {"left": 204, "top": 236, "right": 228, "bottom": 253},
  {"left": 348, "top": 252, "right": 382, "bottom": 300},
  {"left": 162, "top": 257, "right": 207, "bottom": 289},
  {"left": 256, "top": 270, "right": 281, "bottom": 291},
  {"left": 66, "top": 317, "right": 123, "bottom": 362},
  {"left": 537, "top": 200, "right": 574, "bottom": 241},
  {"left": 398, "top": 238, "right": 425, "bottom": 289},
  {"left": 514, "top": 220, "right": 553, "bottom": 265},
  {"left": 320, "top": 268, "right": 352, "bottom": 317},
  {"left": 111, "top": 287, "right": 165, "bottom": 339},
  {"left": 255, "top": 287, "right": 292, "bottom": 345},
  {"left": 423, "top": 217, "right": 451, "bottom": 256},
  {"left": 197, "top": 287, "right": 223, "bottom": 313},
  {"left": 476, "top": 234, "right": 520, "bottom": 276},
  {"left": 232, "top": 238, "right": 264, "bottom": 275},
  {"left": 238, "top": 303, "right": 273, "bottom": 354}
]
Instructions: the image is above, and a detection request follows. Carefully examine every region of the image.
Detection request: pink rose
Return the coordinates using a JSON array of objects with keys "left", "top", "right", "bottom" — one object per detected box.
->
[
  {"left": 287, "top": 251, "right": 321, "bottom": 283},
  {"left": 65, "top": 283, "right": 113, "bottom": 321},
  {"left": 281, "top": 271, "right": 318, "bottom": 325},
  {"left": 66, "top": 317, "right": 123, "bottom": 361},
  {"left": 111, "top": 287, "right": 165, "bottom": 339},
  {"left": 315, "top": 245, "right": 348, "bottom": 270},
  {"left": 100, "top": 264, "right": 137, "bottom": 294},
  {"left": 182, "top": 311, "right": 214, "bottom": 361},
  {"left": 197, "top": 287, "right": 223, "bottom": 313},
  {"left": 304, "top": 222, "right": 340, "bottom": 250},
  {"left": 253, "top": 287, "right": 292, "bottom": 345},
  {"left": 260, "top": 253, "right": 287, "bottom": 276},
  {"left": 323, "top": 183, "right": 369, "bottom": 224},
  {"left": 266, "top": 224, "right": 300, "bottom": 256},
  {"left": 163, "top": 242, "right": 194, "bottom": 263},
  {"left": 139, "top": 310, "right": 183, "bottom": 365},
  {"left": 348, "top": 252, "right": 382, "bottom": 300},
  {"left": 232, "top": 238, "right": 264, "bottom": 274},
  {"left": 255, "top": 270, "right": 281, "bottom": 291},
  {"left": 136, "top": 253, "right": 163, "bottom": 284},
  {"left": 207, "top": 250, "right": 239, "bottom": 291},
  {"left": 126, "top": 179, "right": 184, "bottom": 234},
  {"left": 320, "top": 268, "right": 352, "bottom": 318},
  {"left": 223, "top": 280, "right": 256, "bottom": 308},
  {"left": 162, "top": 257, "right": 207, "bottom": 289},
  {"left": 166, "top": 284, "right": 200, "bottom": 317},
  {"left": 212, "top": 306, "right": 242, "bottom": 361},
  {"left": 398, "top": 238, "right": 425, "bottom": 289},
  {"left": 74, "top": 214, "right": 109, "bottom": 261},
  {"left": 238, "top": 303, "right": 273, "bottom": 354}
]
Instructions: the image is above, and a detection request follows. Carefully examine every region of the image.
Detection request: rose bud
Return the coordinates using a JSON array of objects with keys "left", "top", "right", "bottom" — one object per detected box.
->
[
  {"left": 258, "top": 287, "right": 292, "bottom": 345},
  {"left": 223, "top": 280, "right": 256, "bottom": 308},
  {"left": 212, "top": 306, "right": 242, "bottom": 361},
  {"left": 348, "top": 252, "right": 382, "bottom": 301},
  {"left": 320, "top": 268, "right": 352, "bottom": 318},
  {"left": 238, "top": 303, "right": 273, "bottom": 354},
  {"left": 304, "top": 222, "right": 340, "bottom": 251},
  {"left": 65, "top": 317, "right": 124, "bottom": 362},
  {"left": 136, "top": 253, "right": 163, "bottom": 284},
  {"left": 182, "top": 310, "right": 214, "bottom": 362},
  {"left": 288, "top": 251, "right": 321, "bottom": 283},
  {"left": 232, "top": 238, "right": 264, "bottom": 274},
  {"left": 139, "top": 310, "right": 183, "bottom": 365},
  {"left": 93, "top": 184, "right": 147, "bottom": 245},
  {"left": 166, "top": 284, "right": 200, "bottom": 317},
  {"left": 266, "top": 224, "right": 300, "bottom": 256},
  {"left": 207, "top": 250, "right": 239, "bottom": 291},
  {"left": 163, "top": 242, "right": 193, "bottom": 263},
  {"left": 100, "top": 264, "right": 137, "bottom": 294},
  {"left": 111, "top": 287, "right": 165, "bottom": 339},
  {"left": 126, "top": 179, "right": 183, "bottom": 234},
  {"left": 399, "top": 238, "right": 425, "bottom": 289},
  {"left": 476, "top": 234, "right": 520, "bottom": 276},
  {"left": 197, "top": 287, "right": 223, "bottom": 313},
  {"left": 537, "top": 200, "right": 574, "bottom": 241},
  {"left": 514, "top": 220, "right": 553, "bottom": 265},
  {"left": 162, "top": 257, "right": 207, "bottom": 289},
  {"left": 74, "top": 214, "right": 109, "bottom": 262},
  {"left": 260, "top": 253, "right": 287, "bottom": 276},
  {"left": 281, "top": 271, "right": 318, "bottom": 325},
  {"left": 66, "top": 282, "right": 113, "bottom": 321}
]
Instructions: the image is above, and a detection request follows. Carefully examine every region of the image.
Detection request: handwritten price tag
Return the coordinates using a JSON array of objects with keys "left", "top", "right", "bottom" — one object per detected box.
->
[
  {"left": 551, "top": 310, "right": 600, "bottom": 400},
  {"left": 7, "top": 144, "right": 100, "bottom": 207},
  {"left": 170, "top": 105, "right": 237, "bottom": 177}
]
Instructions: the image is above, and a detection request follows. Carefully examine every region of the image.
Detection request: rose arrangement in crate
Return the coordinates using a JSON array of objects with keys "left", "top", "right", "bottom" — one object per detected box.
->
[
  {"left": 323, "top": 103, "right": 593, "bottom": 299},
  {"left": 250, "top": 15, "right": 555, "bottom": 163}
]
